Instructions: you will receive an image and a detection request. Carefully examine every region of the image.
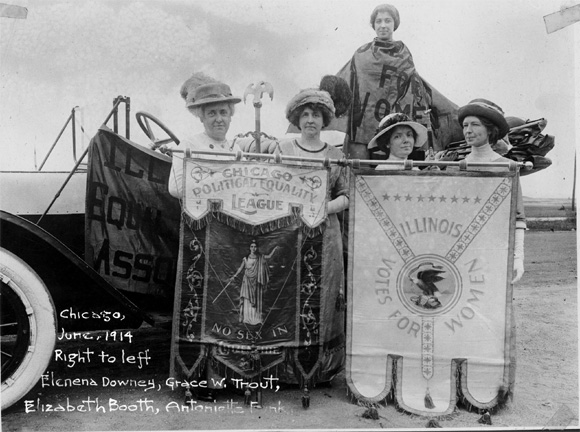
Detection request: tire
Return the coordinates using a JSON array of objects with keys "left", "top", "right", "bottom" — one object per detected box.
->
[{"left": 1, "top": 247, "right": 57, "bottom": 411}]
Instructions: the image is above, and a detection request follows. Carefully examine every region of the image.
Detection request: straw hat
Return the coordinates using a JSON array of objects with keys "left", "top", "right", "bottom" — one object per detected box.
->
[{"left": 368, "top": 112, "right": 427, "bottom": 151}]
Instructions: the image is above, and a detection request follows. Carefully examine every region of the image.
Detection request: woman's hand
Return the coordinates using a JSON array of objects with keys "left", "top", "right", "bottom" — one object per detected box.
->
[
  {"left": 512, "top": 228, "right": 525, "bottom": 283},
  {"left": 512, "top": 257, "right": 524, "bottom": 283},
  {"left": 425, "top": 150, "right": 458, "bottom": 170},
  {"left": 436, "top": 150, "right": 458, "bottom": 162}
]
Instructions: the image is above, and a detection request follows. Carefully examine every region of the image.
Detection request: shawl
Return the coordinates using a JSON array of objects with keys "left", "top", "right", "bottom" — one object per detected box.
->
[{"left": 337, "top": 39, "right": 463, "bottom": 150}]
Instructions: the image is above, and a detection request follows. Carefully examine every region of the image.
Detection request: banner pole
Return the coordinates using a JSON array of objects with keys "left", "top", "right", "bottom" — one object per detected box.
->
[{"left": 171, "top": 149, "right": 533, "bottom": 171}]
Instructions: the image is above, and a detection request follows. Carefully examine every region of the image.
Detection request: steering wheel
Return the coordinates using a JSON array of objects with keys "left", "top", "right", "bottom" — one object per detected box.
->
[{"left": 136, "top": 111, "right": 180, "bottom": 149}]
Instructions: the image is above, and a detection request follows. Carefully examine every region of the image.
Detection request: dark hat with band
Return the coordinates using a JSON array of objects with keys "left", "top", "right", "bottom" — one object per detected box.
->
[
  {"left": 458, "top": 98, "right": 510, "bottom": 137},
  {"left": 186, "top": 82, "right": 241, "bottom": 108}
]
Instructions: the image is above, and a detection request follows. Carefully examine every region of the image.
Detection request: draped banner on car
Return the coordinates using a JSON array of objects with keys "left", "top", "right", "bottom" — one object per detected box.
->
[
  {"left": 85, "top": 126, "right": 180, "bottom": 297},
  {"left": 346, "top": 168, "right": 517, "bottom": 416},
  {"left": 170, "top": 157, "right": 336, "bottom": 384}
]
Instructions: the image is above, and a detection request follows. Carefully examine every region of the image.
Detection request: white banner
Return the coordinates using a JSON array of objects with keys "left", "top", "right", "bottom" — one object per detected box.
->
[
  {"left": 183, "top": 159, "right": 329, "bottom": 229},
  {"left": 347, "top": 170, "right": 517, "bottom": 416}
]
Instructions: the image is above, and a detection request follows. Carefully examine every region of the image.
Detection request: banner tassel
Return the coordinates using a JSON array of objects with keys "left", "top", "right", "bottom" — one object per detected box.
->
[
  {"left": 424, "top": 387, "right": 436, "bottom": 409},
  {"left": 361, "top": 406, "right": 379, "bottom": 419},
  {"left": 335, "top": 292, "right": 346, "bottom": 311},
  {"left": 301, "top": 385, "right": 311, "bottom": 409}
]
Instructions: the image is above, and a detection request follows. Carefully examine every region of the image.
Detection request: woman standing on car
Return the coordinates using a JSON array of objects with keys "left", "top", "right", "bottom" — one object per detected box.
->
[{"left": 337, "top": 4, "right": 434, "bottom": 158}]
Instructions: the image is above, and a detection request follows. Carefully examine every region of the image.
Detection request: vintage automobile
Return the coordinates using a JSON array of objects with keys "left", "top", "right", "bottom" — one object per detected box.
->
[
  {"left": 1, "top": 94, "right": 553, "bottom": 412},
  {"left": 0, "top": 97, "right": 183, "bottom": 410}
]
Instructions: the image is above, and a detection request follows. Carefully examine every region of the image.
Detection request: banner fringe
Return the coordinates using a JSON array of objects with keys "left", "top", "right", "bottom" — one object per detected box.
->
[
  {"left": 455, "top": 359, "right": 512, "bottom": 414},
  {"left": 183, "top": 206, "right": 326, "bottom": 237}
]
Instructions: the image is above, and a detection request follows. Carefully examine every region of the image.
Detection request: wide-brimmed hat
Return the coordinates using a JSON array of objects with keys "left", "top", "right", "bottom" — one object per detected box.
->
[
  {"left": 368, "top": 113, "right": 428, "bottom": 151},
  {"left": 457, "top": 99, "right": 510, "bottom": 137},
  {"left": 186, "top": 82, "right": 241, "bottom": 108},
  {"left": 285, "top": 89, "right": 335, "bottom": 120}
]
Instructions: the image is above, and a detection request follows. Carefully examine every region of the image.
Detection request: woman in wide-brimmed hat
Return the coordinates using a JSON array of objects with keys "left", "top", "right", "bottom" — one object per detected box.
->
[
  {"left": 168, "top": 79, "right": 242, "bottom": 198},
  {"left": 367, "top": 112, "right": 427, "bottom": 169},
  {"left": 457, "top": 98, "right": 526, "bottom": 284},
  {"left": 277, "top": 88, "right": 349, "bottom": 384}
]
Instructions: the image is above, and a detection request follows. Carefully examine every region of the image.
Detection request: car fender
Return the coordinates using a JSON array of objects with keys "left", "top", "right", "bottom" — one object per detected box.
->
[{"left": 0, "top": 210, "right": 153, "bottom": 330}]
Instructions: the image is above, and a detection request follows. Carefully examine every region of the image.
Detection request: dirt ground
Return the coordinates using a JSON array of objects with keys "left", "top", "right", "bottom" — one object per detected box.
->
[{"left": 1, "top": 230, "right": 577, "bottom": 431}]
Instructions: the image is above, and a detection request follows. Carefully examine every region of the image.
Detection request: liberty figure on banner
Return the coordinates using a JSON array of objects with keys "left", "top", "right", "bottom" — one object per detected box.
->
[{"left": 227, "top": 241, "right": 280, "bottom": 325}]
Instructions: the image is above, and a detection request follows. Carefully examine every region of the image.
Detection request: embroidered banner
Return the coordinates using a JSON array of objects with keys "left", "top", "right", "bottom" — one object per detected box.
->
[
  {"left": 171, "top": 158, "right": 342, "bottom": 383},
  {"left": 346, "top": 169, "right": 517, "bottom": 416},
  {"left": 183, "top": 159, "right": 328, "bottom": 229},
  {"left": 85, "top": 127, "right": 180, "bottom": 297}
]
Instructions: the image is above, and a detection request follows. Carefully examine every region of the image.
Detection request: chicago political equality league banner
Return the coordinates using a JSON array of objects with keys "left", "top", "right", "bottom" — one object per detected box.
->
[
  {"left": 346, "top": 168, "right": 517, "bottom": 416},
  {"left": 85, "top": 127, "right": 181, "bottom": 297},
  {"left": 171, "top": 157, "right": 331, "bottom": 382}
]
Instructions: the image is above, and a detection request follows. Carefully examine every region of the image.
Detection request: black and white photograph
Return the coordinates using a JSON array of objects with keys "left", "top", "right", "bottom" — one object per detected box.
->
[{"left": 1, "top": 0, "right": 577, "bottom": 430}]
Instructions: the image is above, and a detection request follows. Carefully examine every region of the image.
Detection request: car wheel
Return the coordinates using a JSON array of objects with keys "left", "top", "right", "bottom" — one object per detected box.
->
[{"left": 1, "top": 247, "right": 56, "bottom": 411}]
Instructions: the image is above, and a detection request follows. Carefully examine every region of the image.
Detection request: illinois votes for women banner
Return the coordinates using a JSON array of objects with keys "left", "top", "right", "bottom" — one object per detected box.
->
[
  {"left": 346, "top": 168, "right": 518, "bottom": 416},
  {"left": 170, "top": 156, "right": 344, "bottom": 386}
]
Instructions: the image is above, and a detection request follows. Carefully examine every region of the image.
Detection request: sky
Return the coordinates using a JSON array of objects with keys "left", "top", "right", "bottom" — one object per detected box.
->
[{"left": 0, "top": 0, "right": 578, "bottom": 198}]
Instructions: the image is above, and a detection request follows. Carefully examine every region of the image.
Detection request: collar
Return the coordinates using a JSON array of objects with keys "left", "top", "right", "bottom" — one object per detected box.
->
[{"left": 466, "top": 143, "right": 497, "bottom": 162}]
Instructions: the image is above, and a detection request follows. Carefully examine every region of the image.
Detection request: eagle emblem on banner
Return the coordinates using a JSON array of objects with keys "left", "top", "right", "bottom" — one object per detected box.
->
[{"left": 347, "top": 169, "right": 517, "bottom": 416}]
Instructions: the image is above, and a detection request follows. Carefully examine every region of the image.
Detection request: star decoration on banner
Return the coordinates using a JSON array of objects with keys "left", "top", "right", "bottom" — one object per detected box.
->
[{"left": 380, "top": 191, "right": 488, "bottom": 205}]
